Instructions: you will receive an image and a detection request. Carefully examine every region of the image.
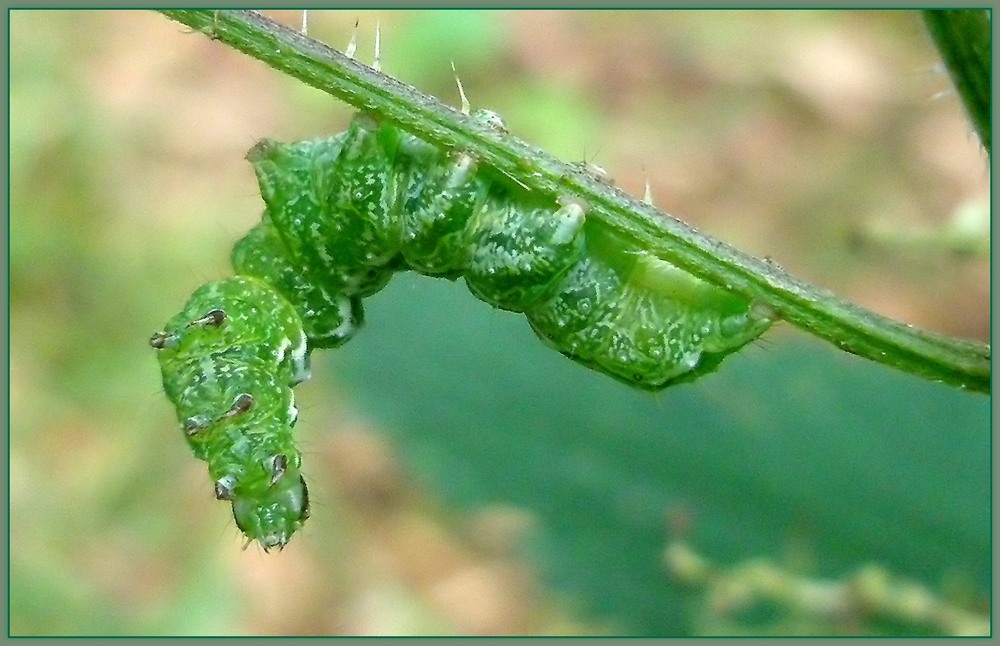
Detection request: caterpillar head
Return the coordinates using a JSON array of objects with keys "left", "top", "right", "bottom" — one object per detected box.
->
[{"left": 217, "top": 455, "right": 311, "bottom": 552}]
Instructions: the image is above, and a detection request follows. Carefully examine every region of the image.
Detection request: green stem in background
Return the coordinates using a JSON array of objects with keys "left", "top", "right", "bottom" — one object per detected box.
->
[
  {"left": 922, "top": 9, "right": 991, "bottom": 154},
  {"left": 157, "top": 10, "right": 990, "bottom": 394}
]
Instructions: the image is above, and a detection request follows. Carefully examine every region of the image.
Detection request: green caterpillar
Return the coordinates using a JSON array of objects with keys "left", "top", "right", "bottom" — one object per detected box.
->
[{"left": 151, "top": 84, "right": 772, "bottom": 551}]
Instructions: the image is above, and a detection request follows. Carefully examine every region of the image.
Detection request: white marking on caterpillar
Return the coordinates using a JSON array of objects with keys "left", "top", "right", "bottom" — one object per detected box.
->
[
  {"left": 198, "top": 355, "right": 217, "bottom": 388},
  {"left": 275, "top": 336, "right": 290, "bottom": 364},
  {"left": 290, "top": 331, "right": 310, "bottom": 384}
]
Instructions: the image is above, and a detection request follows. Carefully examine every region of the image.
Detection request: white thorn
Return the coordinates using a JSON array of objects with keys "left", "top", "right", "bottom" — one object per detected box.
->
[
  {"left": 345, "top": 19, "right": 359, "bottom": 59},
  {"left": 643, "top": 178, "right": 654, "bottom": 205},
  {"left": 452, "top": 61, "right": 470, "bottom": 116},
  {"left": 300, "top": 10, "right": 308, "bottom": 36},
  {"left": 373, "top": 21, "right": 381, "bottom": 73}
]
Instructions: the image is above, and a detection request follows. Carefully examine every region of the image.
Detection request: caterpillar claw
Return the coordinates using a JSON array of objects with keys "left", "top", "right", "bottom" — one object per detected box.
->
[{"left": 447, "top": 75, "right": 520, "bottom": 193}]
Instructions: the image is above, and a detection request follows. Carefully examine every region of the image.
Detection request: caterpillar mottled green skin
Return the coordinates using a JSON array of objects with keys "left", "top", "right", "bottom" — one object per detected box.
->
[
  {"left": 150, "top": 277, "right": 310, "bottom": 550},
  {"left": 151, "top": 107, "right": 772, "bottom": 549}
]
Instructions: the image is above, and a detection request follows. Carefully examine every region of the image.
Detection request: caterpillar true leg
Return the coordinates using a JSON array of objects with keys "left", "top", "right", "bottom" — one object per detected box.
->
[
  {"left": 215, "top": 475, "right": 236, "bottom": 501},
  {"left": 183, "top": 415, "right": 212, "bottom": 436},
  {"left": 220, "top": 393, "right": 254, "bottom": 419},
  {"left": 190, "top": 309, "right": 226, "bottom": 328}
]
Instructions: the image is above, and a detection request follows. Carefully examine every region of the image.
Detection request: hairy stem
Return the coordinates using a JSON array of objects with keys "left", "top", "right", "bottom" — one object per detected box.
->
[
  {"left": 157, "top": 10, "right": 990, "bottom": 394},
  {"left": 922, "top": 9, "right": 991, "bottom": 154}
]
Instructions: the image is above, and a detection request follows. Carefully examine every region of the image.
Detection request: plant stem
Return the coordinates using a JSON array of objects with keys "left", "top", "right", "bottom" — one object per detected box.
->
[
  {"left": 157, "top": 9, "right": 990, "bottom": 394},
  {"left": 922, "top": 9, "right": 991, "bottom": 154}
]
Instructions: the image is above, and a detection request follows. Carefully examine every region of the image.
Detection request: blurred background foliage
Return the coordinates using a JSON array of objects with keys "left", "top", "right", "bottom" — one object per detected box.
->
[{"left": 9, "top": 9, "right": 989, "bottom": 636}]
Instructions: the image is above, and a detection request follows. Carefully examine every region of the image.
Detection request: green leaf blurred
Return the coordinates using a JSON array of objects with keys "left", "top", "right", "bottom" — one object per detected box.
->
[{"left": 330, "top": 272, "right": 989, "bottom": 635}]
